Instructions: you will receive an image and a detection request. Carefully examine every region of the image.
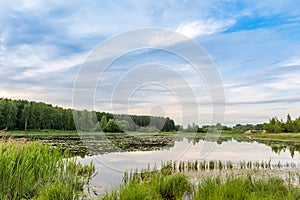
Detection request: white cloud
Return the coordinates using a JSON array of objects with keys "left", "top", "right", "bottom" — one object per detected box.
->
[
  {"left": 281, "top": 58, "right": 300, "bottom": 67},
  {"left": 266, "top": 72, "right": 300, "bottom": 90},
  {"left": 176, "top": 19, "right": 235, "bottom": 38},
  {"left": 1, "top": 0, "right": 300, "bottom": 125},
  {"left": 1, "top": 44, "right": 85, "bottom": 79}
]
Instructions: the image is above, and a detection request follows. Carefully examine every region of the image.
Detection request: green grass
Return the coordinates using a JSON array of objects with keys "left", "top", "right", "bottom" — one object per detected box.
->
[
  {"left": 102, "top": 172, "right": 192, "bottom": 200},
  {"left": 0, "top": 139, "right": 94, "bottom": 199},
  {"left": 245, "top": 132, "right": 300, "bottom": 142},
  {"left": 5, "top": 130, "right": 78, "bottom": 136},
  {"left": 194, "top": 176, "right": 300, "bottom": 200},
  {"left": 102, "top": 167, "right": 300, "bottom": 200}
]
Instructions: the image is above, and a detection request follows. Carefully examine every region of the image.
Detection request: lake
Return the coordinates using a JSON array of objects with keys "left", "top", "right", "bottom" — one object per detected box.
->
[
  {"left": 79, "top": 136, "right": 300, "bottom": 193},
  {"left": 15, "top": 134, "right": 300, "bottom": 195}
]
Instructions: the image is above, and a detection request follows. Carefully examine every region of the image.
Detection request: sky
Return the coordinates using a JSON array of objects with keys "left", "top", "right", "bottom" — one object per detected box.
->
[{"left": 1, "top": 0, "right": 300, "bottom": 126}]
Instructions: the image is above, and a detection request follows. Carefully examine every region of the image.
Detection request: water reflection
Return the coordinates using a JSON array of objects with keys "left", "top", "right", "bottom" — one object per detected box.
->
[
  {"left": 77, "top": 136, "right": 300, "bottom": 195},
  {"left": 14, "top": 134, "right": 300, "bottom": 158}
]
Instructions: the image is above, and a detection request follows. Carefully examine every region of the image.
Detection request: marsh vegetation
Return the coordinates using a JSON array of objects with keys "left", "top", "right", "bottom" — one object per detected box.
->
[
  {"left": 0, "top": 138, "right": 94, "bottom": 200},
  {"left": 102, "top": 163, "right": 300, "bottom": 200}
]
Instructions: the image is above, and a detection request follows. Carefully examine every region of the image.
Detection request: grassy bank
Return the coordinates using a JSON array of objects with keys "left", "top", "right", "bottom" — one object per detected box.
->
[
  {"left": 102, "top": 168, "right": 300, "bottom": 200},
  {"left": 0, "top": 139, "right": 94, "bottom": 200},
  {"left": 4, "top": 130, "right": 78, "bottom": 136},
  {"left": 194, "top": 175, "right": 300, "bottom": 200},
  {"left": 245, "top": 132, "right": 300, "bottom": 142}
]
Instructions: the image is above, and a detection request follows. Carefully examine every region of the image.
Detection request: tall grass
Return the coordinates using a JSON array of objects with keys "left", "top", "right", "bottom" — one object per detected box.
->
[
  {"left": 103, "top": 172, "right": 300, "bottom": 200},
  {"left": 103, "top": 163, "right": 300, "bottom": 200},
  {"left": 0, "top": 138, "right": 94, "bottom": 200},
  {"left": 103, "top": 172, "right": 192, "bottom": 200},
  {"left": 160, "top": 159, "right": 298, "bottom": 173},
  {"left": 194, "top": 176, "right": 300, "bottom": 200}
]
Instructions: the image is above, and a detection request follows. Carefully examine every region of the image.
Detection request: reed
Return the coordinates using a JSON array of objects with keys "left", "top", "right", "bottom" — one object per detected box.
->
[
  {"left": 0, "top": 139, "right": 94, "bottom": 199},
  {"left": 194, "top": 175, "right": 300, "bottom": 200},
  {"left": 103, "top": 172, "right": 192, "bottom": 200},
  {"left": 103, "top": 164, "right": 300, "bottom": 200},
  {"left": 157, "top": 159, "right": 296, "bottom": 175}
]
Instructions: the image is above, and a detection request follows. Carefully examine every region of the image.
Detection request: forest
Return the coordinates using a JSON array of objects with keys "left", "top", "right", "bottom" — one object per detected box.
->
[{"left": 0, "top": 98, "right": 175, "bottom": 132}]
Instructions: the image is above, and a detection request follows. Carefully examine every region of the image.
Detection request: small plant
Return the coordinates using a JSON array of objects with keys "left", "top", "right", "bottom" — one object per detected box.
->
[
  {"left": 247, "top": 161, "right": 252, "bottom": 169},
  {"left": 209, "top": 160, "right": 215, "bottom": 171},
  {"left": 226, "top": 161, "right": 233, "bottom": 170},
  {"left": 218, "top": 160, "right": 223, "bottom": 171},
  {"left": 161, "top": 161, "right": 173, "bottom": 175},
  {"left": 194, "top": 160, "right": 198, "bottom": 171},
  {"left": 200, "top": 160, "right": 206, "bottom": 171}
]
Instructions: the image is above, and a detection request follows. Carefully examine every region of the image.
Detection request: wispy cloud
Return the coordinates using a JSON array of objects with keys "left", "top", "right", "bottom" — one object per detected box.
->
[
  {"left": 176, "top": 19, "right": 235, "bottom": 38},
  {"left": 1, "top": 0, "right": 300, "bottom": 125}
]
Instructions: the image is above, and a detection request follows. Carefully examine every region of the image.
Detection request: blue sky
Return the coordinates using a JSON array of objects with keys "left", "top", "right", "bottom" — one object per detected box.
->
[{"left": 1, "top": 0, "right": 300, "bottom": 125}]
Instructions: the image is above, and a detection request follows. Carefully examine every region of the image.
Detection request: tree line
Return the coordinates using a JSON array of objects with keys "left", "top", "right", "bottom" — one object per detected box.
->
[
  {"left": 262, "top": 114, "right": 300, "bottom": 133},
  {"left": 232, "top": 114, "right": 300, "bottom": 133},
  {"left": 1, "top": 98, "right": 299, "bottom": 133},
  {"left": 0, "top": 98, "right": 176, "bottom": 132}
]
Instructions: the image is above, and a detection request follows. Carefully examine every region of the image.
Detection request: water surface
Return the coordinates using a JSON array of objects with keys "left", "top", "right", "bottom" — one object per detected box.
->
[{"left": 75, "top": 136, "right": 300, "bottom": 194}]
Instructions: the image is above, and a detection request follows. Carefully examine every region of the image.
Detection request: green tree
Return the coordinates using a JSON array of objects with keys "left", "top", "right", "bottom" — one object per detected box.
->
[
  {"left": 294, "top": 117, "right": 300, "bottom": 132},
  {"left": 263, "top": 117, "right": 283, "bottom": 133},
  {"left": 285, "top": 114, "right": 294, "bottom": 132},
  {"left": 77, "top": 110, "right": 96, "bottom": 132},
  {"left": 0, "top": 99, "right": 17, "bottom": 130},
  {"left": 185, "top": 122, "right": 199, "bottom": 132},
  {"left": 22, "top": 104, "right": 31, "bottom": 131},
  {"left": 103, "top": 119, "right": 121, "bottom": 132},
  {"left": 116, "top": 120, "right": 129, "bottom": 132},
  {"left": 100, "top": 115, "right": 107, "bottom": 130}
]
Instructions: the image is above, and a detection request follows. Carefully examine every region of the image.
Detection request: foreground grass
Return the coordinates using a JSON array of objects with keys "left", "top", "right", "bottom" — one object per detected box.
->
[
  {"left": 102, "top": 170, "right": 300, "bottom": 200},
  {"left": 102, "top": 173, "right": 193, "bottom": 200},
  {"left": 0, "top": 139, "right": 94, "bottom": 200},
  {"left": 194, "top": 176, "right": 300, "bottom": 200}
]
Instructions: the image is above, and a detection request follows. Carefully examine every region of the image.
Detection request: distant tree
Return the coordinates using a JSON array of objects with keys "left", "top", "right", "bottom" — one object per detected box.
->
[
  {"left": 103, "top": 119, "right": 121, "bottom": 132},
  {"left": 234, "top": 124, "right": 242, "bottom": 129},
  {"left": 175, "top": 125, "right": 182, "bottom": 131},
  {"left": 162, "top": 117, "right": 175, "bottom": 132},
  {"left": 185, "top": 122, "right": 199, "bottom": 132},
  {"left": 254, "top": 124, "right": 263, "bottom": 130},
  {"left": 285, "top": 114, "right": 294, "bottom": 132},
  {"left": 116, "top": 120, "right": 129, "bottom": 132},
  {"left": 22, "top": 104, "right": 31, "bottom": 131},
  {"left": 0, "top": 99, "right": 17, "bottom": 130},
  {"left": 263, "top": 117, "right": 283, "bottom": 133},
  {"left": 100, "top": 115, "right": 107, "bottom": 130},
  {"left": 77, "top": 110, "right": 96, "bottom": 132},
  {"left": 138, "top": 126, "right": 158, "bottom": 133},
  {"left": 294, "top": 117, "right": 300, "bottom": 132}
]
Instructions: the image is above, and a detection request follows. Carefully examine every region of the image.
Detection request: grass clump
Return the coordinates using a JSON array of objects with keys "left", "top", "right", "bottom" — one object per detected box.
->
[
  {"left": 194, "top": 176, "right": 300, "bottom": 200},
  {"left": 103, "top": 172, "right": 192, "bottom": 200},
  {"left": 0, "top": 138, "right": 94, "bottom": 200},
  {"left": 103, "top": 162, "right": 300, "bottom": 200}
]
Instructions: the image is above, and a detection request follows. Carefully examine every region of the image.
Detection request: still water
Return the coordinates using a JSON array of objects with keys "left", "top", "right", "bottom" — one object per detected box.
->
[{"left": 73, "top": 135, "right": 300, "bottom": 194}]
